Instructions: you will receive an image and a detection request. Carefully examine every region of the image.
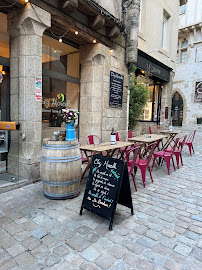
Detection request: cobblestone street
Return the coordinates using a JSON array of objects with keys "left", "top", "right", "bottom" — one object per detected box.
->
[{"left": 0, "top": 129, "right": 202, "bottom": 270}]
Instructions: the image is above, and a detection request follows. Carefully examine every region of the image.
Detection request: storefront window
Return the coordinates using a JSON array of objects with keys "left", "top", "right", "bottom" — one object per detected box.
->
[
  {"left": 42, "top": 35, "right": 80, "bottom": 139},
  {"left": 137, "top": 76, "right": 161, "bottom": 122}
]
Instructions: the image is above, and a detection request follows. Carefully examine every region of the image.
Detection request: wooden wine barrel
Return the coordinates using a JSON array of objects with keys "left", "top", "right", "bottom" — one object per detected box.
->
[{"left": 40, "top": 139, "right": 82, "bottom": 199}]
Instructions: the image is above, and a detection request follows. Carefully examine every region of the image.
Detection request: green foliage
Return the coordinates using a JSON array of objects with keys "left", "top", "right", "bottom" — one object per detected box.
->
[{"left": 129, "top": 68, "right": 148, "bottom": 129}]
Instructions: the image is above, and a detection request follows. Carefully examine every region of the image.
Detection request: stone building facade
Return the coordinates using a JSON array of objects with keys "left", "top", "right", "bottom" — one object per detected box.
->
[
  {"left": 134, "top": 0, "right": 180, "bottom": 134},
  {"left": 0, "top": 0, "right": 138, "bottom": 181},
  {"left": 173, "top": 0, "right": 202, "bottom": 128}
]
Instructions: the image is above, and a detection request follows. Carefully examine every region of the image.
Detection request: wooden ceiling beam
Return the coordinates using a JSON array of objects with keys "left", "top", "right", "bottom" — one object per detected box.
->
[
  {"left": 30, "top": 0, "right": 113, "bottom": 47},
  {"left": 88, "top": 14, "right": 105, "bottom": 30},
  {"left": 60, "top": 0, "right": 78, "bottom": 13},
  {"left": 51, "top": 14, "right": 113, "bottom": 47}
]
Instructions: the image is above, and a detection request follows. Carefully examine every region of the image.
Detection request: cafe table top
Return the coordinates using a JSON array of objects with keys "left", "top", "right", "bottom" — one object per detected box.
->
[
  {"left": 159, "top": 130, "right": 181, "bottom": 134},
  {"left": 80, "top": 141, "right": 133, "bottom": 152},
  {"left": 128, "top": 134, "right": 167, "bottom": 143}
]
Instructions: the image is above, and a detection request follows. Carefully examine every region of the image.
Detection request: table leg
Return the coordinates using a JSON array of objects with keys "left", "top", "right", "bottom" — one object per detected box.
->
[{"left": 81, "top": 151, "right": 93, "bottom": 181}]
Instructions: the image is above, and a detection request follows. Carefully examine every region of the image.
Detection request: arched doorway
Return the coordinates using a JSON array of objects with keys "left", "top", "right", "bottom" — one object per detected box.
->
[{"left": 172, "top": 92, "right": 183, "bottom": 126}]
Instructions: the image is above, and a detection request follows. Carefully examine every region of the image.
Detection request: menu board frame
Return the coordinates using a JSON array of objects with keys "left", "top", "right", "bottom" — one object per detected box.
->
[
  {"left": 109, "top": 70, "right": 124, "bottom": 108},
  {"left": 80, "top": 154, "right": 133, "bottom": 230}
]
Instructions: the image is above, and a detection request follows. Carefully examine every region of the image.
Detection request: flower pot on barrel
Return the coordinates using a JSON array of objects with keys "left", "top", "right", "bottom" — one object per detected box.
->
[{"left": 40, "top": 109, "right": 81, "bottom": 199}]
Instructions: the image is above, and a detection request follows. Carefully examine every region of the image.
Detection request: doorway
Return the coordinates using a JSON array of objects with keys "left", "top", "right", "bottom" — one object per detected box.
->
[{"left": 172, "top": 92, "right": 183, "bottom": 126}]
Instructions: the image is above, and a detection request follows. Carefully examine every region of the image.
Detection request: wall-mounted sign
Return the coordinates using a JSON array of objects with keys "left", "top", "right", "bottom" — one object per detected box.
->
[
  {"left": 0, "top": 160, "right": 6, "bottom": 172},
  {"left": 35, "top": 77, "right": 42, "bottom": 102},
  {"left": 194, "top": 81, "right": 202, "bottom": 102},
  {"left": 109, "top": 71, "right": 124, "bottom": 108},
  {"left": 137, "top": 50, "right": 171, "bottom": 82},
  {"left": 80, "top": 154, "right": 133, "bottom": 230}
]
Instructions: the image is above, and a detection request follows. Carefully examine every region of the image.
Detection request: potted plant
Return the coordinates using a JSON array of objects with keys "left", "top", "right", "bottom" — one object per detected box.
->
[{"left": 62, "top": 108, "right": 79, "bottom": 141}]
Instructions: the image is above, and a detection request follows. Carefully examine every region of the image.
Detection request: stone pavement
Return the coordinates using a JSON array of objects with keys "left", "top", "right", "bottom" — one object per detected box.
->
[{"left": 0, "top": 129, "right": 202, "bottom": 270}]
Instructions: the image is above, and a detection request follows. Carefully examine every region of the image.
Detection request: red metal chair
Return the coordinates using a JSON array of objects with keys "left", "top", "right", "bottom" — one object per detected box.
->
[
  {"left": 152, "top": 138, "right": 179, "bottom": 175},
  {"left": 179, "top": 130, "right": 196, "bottom": 156},
  {"left": 135, "top": 142, "right": 157, "bottom": 188},
  {"left": 126, "top": 146, "right": 141, "bottom": 191},
  {"left": 85, "top": 135, "right": 101, "bottom": 145},
  {"left": 115, "top": 132, "right": 126, "bottom": 142},
  {"left": 128, "top": 130, "right": 137, "bottom": 138},
  {"left": 165, "top": 135, "right": 187, "bottom": 169}
]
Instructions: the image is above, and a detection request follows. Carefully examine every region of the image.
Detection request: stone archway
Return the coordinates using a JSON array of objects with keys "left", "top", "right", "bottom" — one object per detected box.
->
[{"left": 172, "top": 91, "right": 183, "bottom": 126}]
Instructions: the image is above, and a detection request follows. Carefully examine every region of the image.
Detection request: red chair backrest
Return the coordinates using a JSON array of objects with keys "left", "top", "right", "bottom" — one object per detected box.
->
[
  {"left": 128, "top": 130, "right": 137, "bottom": 138},
  {"left": 115, "top": 132, "right": 126, "bottom": 142},
  {"left": 146, "top": 143, "right": 157, "bottom": 164},
  {"left": 170, "top": 138, "right": 179, "bottom": 156},
  {"left": 128, "top": 130, "right": 133, "bottom": 138},
  {"left": 127, "top": 146, "right": 140, "bottom": 173},
  {"left": 149, "top": 127, "right": 152, "bottom": 134},
  {"left": 178, "top": 135, "right": 187, "bottom": 151},
  {"left": 187, "top": 130, "right": 196, "bottom": 143},
  {"left": 86, "top": 135, "right": 100, "bottom": 145},
  {"left": 140, "top": 142, "right": 157, "bottom": 165}
]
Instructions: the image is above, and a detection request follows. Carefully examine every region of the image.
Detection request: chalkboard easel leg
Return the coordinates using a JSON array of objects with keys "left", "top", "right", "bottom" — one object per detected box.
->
[
  {"left": 109, "top": 219, "right": 114, "bottom": 231},
  {"left": 80, "top": 206, "right": 83, "bottom": 215},
  {"left": 131, "top": 205, "right": 134, "bottom": 215}
]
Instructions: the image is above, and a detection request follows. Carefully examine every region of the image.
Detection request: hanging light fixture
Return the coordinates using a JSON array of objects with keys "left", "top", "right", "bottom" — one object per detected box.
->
[{"left": 59, "top": 38, "right": 62, "bottom": 42}]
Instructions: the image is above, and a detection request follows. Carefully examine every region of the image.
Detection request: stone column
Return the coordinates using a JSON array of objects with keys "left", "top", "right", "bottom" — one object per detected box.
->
[
  {"left": 79, "top": 44, "right": 105, "bottom": 144},
  {"left": 7, "top": 4, "right": 51, "bottom": 180},
  {"left": 124, "top": 0, "right": 140, "bottom": 64}
]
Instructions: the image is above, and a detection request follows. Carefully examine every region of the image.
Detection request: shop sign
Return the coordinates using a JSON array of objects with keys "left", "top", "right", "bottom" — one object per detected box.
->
[
  {"left": 194, "top": 81, "right": 202, "bottom": 102},
  {"left": 80, "top": 154, "right": 133, "bottom": 230},
  {"left": 35, "top": 77, "right": 42, "bottom": 102},
  {"left": 109, "top": 71, "right": 124, "bottom": 108},
  {"left": 137, "top": 50, "right": 171, "bottom": 82},
  {"left": 0, "top": 160, "right": 6, "bottom": 172}
]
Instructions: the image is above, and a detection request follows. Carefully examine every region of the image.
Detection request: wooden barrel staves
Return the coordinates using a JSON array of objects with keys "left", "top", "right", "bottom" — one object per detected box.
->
[{"left": 40, "top": 139, "right": 82, "bottom": 199}]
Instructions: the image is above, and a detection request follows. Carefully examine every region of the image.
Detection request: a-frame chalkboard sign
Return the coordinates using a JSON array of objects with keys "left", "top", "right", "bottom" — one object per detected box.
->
[{"left": 80, "top": 154, "right": 134, "bottom": 230}]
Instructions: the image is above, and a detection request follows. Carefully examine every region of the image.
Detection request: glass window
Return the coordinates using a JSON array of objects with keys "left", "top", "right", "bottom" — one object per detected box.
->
[
  {"left": 182, "top": 39, "right": 188, "bottom": 48},
  {"left": 42, "top": 35, "right": 80, "bottom": 139},
  {"left": 176, "top": 52, "right": 179, "bottom": 63},
  {"left": 162, "top": 15, "right": 167, "bottom": 49},
  {"left": 137, "top": 76, "right": 161, "bottom": 122},
  {"left": 181, "top": 49, "right": 187, "bottom": 62}
]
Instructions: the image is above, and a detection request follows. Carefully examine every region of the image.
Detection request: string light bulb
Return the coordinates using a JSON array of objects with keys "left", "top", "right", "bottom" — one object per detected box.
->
[
  {"left": 93, "top": 39, "right": 96, "bottom": 43},
  {"left": 25, "top": 0, "right": 29, "bottom": 2},
  {"left": 59, "top": 38, "right": 62, "bottom": 42},
  {"left": 110, "top": 49, "right": 113, "bottom": 54},
  {"left": 75, "top": 30, "right": 79, "bottom": 35}
]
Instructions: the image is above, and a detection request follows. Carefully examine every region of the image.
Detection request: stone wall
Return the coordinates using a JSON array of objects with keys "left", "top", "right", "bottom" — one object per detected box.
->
[
  {"left": 173, "top": 40, "right": 202, "bottom": 128},
  {"left": 7, "top": 4, "right": 51, "bottom": 180},
  {"left": 79, "top": 37, "right": 128, "bottom": 144}
]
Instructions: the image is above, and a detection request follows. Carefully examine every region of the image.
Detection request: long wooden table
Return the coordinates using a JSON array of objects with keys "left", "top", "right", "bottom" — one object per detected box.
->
[
  {"left": 128, "top": 134, "right": 167, "bottom": 146},
  {"left": 80, "top": 141, "right": 133, "bottom": 180},
  {"left": 159, "top": 130, "right": 181, "bottom": 150}
]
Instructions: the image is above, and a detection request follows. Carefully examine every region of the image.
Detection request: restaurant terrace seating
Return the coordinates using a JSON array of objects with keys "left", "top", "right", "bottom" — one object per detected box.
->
[
  {"left": 152, "top": 138, "right": 179, "bottom": 175},
  {"left": 165, "top": 135, "right": 187, "bottom": 169},
  {"left": 180, "top": 130, "right": 196, "bottom": 156}
]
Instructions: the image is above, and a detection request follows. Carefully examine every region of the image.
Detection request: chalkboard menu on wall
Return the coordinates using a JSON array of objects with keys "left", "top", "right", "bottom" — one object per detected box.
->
[
  {"left": 109, "top": 70, "right": 124, "bottom": 108},
  {"left": 80, "top": 155, "right": 133, "bottom": 230}
]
